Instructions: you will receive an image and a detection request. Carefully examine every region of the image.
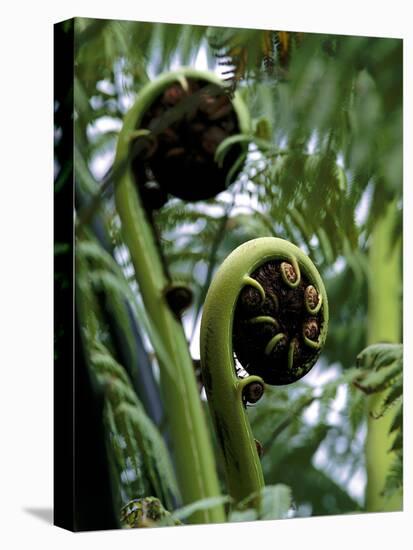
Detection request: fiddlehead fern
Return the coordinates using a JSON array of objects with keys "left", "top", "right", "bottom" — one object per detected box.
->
[
  {"left": 200, "top": 237, "right": 329, "bottom": 503},
  {"left": 125, "top": 68, "right": 250, "bottom": 205},
  {"left": 113, "top": 68, "right": 253, "bottom": 523}
]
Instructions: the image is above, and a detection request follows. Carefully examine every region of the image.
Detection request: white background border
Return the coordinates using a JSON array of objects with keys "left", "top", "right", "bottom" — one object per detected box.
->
[{"left": 0, "top": 1, "right": 410, "bottom": 548}]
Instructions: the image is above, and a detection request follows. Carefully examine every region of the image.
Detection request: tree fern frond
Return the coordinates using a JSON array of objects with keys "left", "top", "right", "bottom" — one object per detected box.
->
[{"left": 89, "top": 339, "right": 179, "bottom": 509}]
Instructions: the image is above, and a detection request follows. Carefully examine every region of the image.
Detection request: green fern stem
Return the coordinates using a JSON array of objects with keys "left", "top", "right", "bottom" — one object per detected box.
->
[
  {"left": 366, "top": 199, "right": 402, "bottom": 511},
  {"left": 113, "top": 68, "right": 249, "bottom": 524},
  {"left": 200, "top": 238, "right": 329, "bottom": 503}
]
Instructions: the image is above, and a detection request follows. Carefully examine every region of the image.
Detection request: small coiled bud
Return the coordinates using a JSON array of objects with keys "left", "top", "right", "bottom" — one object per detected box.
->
[
  {"left": 238, "top": 285, "right": 264, "bottom": 315},
  {"left": 243, "top": 380, "right": 265, "bottom": 404},
  {"left": 304, "top": 285, "right": 322, "bottom": 313},
  {"left": 303, "top": 318, "right": 319, "bottom": 342},
  {"left": 280, "top": 261, "right": 298, "bottom": 286}
]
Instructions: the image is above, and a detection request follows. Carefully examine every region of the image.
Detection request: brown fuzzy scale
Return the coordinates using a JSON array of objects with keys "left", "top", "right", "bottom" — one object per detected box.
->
[
  {"left": 233, "top": 260, "right": 324, "bottom": 385},
  {"left": 130, "top": 79, "right": 242, "bottom": 204}
]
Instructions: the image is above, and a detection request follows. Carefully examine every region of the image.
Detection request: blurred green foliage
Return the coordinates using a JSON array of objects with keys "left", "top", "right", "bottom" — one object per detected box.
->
[{"left": 67, "top": 18, "right": 402, "bottom": 526}]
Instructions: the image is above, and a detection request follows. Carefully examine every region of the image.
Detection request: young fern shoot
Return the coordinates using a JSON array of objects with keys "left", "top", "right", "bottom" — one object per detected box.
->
[
  {"left": 113, "top": 68, "right": 251, "bottom": 524},
  {"left": 200, "top": 237, "right": 329, "bottom": 504}
]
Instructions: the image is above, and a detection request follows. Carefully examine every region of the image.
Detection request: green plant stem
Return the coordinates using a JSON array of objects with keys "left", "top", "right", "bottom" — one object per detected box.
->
[
  {"left": 116, "top": 181, "right": 224, "bottom": 524},
  {"left": 365, "top": 199, "right": 402, "bottom": 511},
  {"left": 112, "top": 68, "right": 251, "bottom": 524},
  {"left": 200, "top": 238, "right": 328, "bottom": 504}
]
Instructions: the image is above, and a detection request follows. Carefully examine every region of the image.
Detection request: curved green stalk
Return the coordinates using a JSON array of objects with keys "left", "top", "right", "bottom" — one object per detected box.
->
[
  {"left": 200, "top": 237, "right": 328, "bottom": 504},
  {"left": 113, "top": 68, "right": 250, "bottom": 524}
]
